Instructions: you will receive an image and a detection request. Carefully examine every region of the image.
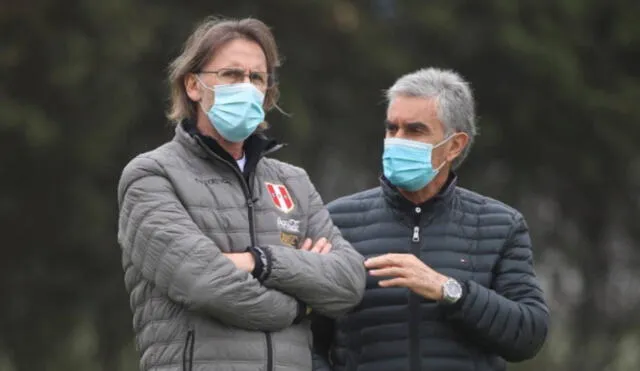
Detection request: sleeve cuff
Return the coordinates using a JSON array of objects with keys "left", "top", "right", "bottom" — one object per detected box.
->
[
  {"left": 247, "top": 246, "right": 272, "bottom": 282},
  {"left": 441, "top": 279, "right": 469, "bottom": 313},
  {"left": 293, "top": 300, "right": 310, "bottom": 324}
]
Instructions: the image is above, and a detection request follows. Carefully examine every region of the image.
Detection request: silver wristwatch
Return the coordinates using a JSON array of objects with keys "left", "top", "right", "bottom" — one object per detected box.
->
[{"left": 441, "top": 278, "right": 463, "bottom": 304}]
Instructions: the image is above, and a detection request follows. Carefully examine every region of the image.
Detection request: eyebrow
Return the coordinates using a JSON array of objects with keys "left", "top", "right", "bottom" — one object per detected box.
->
[
  {"left": 222, "top": 62, "right": 268, "bottom": 72},
  {"left": 385, "top": 120, "right": 431, "bottom": 133}
]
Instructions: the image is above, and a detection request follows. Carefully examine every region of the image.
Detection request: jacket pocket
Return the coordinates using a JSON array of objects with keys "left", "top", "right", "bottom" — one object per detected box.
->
[{"left": 182, "top": 329, "right": 195, "bottom": 371}]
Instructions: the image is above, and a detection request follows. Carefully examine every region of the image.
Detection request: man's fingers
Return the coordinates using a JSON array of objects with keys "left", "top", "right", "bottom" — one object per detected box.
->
[
  {"left": 319, "top": 243, "right": 332, "bottom": 254},
  {"left": 378, "top": 277, "right": 410, "bottom": 288},
  {"left": 310, "top": 237, "right": 328, "bottom": 253},
  {"left": 300, "top": 237, "right": 332, "bottom": 254},
  {"left": 300, "top": 238, "right": 312, "bottom": 251},
  {"left": 314, "top": 237, "right": 328, "bottom": 248},
  {"left": 368, "top": 267, "right": 406, "bottom": 278},
  {"left": 365, "top": 253, "right": 405, "bottom": 268}
]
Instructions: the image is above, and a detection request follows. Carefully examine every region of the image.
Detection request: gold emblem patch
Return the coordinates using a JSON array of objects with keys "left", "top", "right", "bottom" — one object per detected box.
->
[{"left": 280, "top": 232, "right": 300, "bottom": 247}]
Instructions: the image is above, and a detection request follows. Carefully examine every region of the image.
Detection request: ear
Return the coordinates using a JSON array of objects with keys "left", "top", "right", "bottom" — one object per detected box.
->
[
  {"left": 185, "top": 73, "right": 202, "bottom": 102},
  {"left": 446, "top": 132, "right": 469, "bottom": 163}
]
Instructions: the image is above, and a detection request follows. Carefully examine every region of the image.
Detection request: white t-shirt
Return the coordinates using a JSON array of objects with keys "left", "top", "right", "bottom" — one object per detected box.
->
[{"left": 236, "top": 154, "right": 246, "bottom": 172}]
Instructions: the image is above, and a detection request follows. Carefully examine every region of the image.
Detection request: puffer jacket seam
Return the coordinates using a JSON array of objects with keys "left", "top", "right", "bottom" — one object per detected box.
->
[{"left": 497, "top": 213, "right": 520, "bottom": 257}]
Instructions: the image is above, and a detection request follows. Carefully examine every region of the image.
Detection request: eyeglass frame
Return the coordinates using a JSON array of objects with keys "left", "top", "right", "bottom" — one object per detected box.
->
[{"left": 198, "top": 67, "right": 274, "bottom": 89}]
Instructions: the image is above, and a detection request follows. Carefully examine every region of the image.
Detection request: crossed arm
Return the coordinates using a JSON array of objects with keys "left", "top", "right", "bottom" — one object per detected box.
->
[
  {"left": 117, "top": 157, "right": 301, "bottom": 331},
  {"left": 227, "top": 172, "right": 367, "bottom": 319},
  {"left": 118, "top": 158, "right": 366, "bottom": 332}
]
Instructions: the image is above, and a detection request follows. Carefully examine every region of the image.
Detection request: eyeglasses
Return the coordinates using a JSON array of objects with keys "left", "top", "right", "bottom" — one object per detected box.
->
[{"left": 199, "top": 68, "right": 271, "bottom": 89}]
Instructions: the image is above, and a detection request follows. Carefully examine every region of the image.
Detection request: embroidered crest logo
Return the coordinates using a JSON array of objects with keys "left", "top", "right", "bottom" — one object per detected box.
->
[
  {"left": 265, "top": 182, "right": 295, "bottom": 213},
  {"left": 280, "top": 232, "right": 300, "bottom": 247}
]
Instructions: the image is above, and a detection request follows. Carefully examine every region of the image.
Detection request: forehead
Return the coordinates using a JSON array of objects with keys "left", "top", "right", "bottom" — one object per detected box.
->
[
  {"left": 386, "top": 95, "right": 440, "bottom": 125},
  {"left": 205, "top": 38, "right": 267, "bottom": 71}
]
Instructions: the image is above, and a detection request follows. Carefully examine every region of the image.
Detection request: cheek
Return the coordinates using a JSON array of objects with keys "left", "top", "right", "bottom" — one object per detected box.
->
[
  {"left": 432, "top": 146, "right": 449, "bottom": 165},
  {"left": 202, "top": 89, "right": 214, "bottom": 108},
  {"left": 191, "top": 87, "right": 214, "bottom": 112}
]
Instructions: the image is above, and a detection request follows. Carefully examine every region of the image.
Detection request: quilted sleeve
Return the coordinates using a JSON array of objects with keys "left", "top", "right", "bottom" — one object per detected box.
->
[
  {"left": 444, "top": 213, "right": 550, "bottom": 362},
  {"left": 117, "top": 155, "right": 301, "bottom": 331},
  {"left": 260, "top": 171, "right": 367, "bottom": 318}
]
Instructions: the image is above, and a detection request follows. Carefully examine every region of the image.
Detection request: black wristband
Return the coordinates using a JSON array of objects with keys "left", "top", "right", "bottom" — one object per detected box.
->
[
  {"left": 246, "top": 246, "right": 264, "bottom": 280},
  {"left": 247, "top": 246, "right": 272, "bottom": 282},
  {"left": 293, "top": 300, "right": 308, "bottom": 324}
]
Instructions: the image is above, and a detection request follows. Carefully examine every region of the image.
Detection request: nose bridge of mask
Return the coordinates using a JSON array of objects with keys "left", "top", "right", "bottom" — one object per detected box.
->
[
  {"left": 213, "top": 82, "right": 265, "bottom": 105},
  {"left": 194, "top": 75, "right": 264, "bottom": 102},
  {"left": 384, "top": 137, "right": 432, "bottom": 151}
]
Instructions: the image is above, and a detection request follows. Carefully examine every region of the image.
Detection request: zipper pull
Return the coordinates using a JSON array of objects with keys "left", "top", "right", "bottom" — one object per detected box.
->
[{"left": 412, "top": 226, "right": 420, "bottom": 242}]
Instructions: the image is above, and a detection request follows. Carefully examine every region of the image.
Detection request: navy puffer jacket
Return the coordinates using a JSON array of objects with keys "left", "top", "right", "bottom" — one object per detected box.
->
[{"left": 312, "top": 174, "right": 549, "bottom": 371}]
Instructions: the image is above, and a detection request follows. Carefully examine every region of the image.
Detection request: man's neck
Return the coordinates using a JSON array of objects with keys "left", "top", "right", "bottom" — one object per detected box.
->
[
  {"left": 399, "top": 169, "right": 450, "bottom": 205},
  {"left": 197, "top": 116, "right": 244, "bottom": 160}
]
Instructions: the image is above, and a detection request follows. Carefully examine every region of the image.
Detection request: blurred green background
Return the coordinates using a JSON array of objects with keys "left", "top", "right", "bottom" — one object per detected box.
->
[{"left": 1, "top": 0, "right": 639, "bottom": 370}]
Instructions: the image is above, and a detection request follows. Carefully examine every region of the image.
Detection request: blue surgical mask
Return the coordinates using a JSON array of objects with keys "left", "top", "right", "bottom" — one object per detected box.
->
[
  {"left": 197, "top": 77, "right": 266, "bottom": 142},
  {"left": 382, "top": 136, "right": 452, "bottom": 191}
]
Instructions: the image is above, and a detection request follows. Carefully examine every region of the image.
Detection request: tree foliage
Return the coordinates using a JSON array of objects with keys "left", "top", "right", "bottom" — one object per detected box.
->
[{"left": 1, "top": 1, "right": 638, "bottom": 370}]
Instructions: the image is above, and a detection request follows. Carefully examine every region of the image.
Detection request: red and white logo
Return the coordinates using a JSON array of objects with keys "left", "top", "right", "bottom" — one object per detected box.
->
[{"left": 265, "top": 182, "right": 295, "bottom": 213}]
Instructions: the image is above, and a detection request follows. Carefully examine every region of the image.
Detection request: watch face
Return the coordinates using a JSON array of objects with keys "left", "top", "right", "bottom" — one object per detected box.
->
[{"left": 444, "top": 279, "right": 462, "bottom": 302}]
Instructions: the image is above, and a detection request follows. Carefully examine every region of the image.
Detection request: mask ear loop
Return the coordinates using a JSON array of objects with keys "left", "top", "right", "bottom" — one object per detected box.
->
[
  {"left": 432, "top": 133, "right": 458, "bottom": 171},
  {"left": 194, "top": 74, "right": 215, "bottom": 113},
  {"left": 433, "top": 158, "right": 448, "bottom": 173},
  {"left": 194, "top": 74, "right": 214, "bottom": 90}
]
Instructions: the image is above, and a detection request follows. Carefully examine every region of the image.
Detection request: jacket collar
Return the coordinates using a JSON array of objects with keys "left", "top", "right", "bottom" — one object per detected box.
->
[
  {"left": 381, "top": 172, "right": 458, "bottom": 214},
  {"left": 173, "top": 119, "right": 284, "bottom": 177}
]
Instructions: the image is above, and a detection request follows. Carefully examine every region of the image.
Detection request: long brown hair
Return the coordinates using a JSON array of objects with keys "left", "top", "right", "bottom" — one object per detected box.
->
[{"left": 167, "top": 17, "right": 281, "bottom": 126}]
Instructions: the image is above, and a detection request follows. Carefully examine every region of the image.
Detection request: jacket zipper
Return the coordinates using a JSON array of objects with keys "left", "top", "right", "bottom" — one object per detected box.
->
[
  {"left": 409, "top": 207, "right": 422, "bottom": 371},
  {"left": 195, "top": 137, "right": 275, "bottom": 371},
  {"left": 182, "top": 329, "right": 195, "bottom": 371}
]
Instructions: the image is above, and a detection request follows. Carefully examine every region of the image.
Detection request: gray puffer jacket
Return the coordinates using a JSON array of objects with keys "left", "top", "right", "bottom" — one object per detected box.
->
[{"left": 117, "top": 122, "right": 366, "bottom": 371}]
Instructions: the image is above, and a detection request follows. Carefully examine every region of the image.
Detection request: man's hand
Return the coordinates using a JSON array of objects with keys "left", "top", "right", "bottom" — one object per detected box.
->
[
  {"left": 299, "top": 237, "right": 332, "bottom": 254},
  {"left": 223, "top": 252, "right": 255, "bottom": 273},
  {"left": 365, "top": 253, "right": 449, "bottom": 301}
]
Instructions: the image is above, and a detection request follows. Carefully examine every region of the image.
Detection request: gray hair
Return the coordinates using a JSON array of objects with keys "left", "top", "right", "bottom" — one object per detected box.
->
[{"left": 386, "top": 68, "right": 477, "bottom": 169}]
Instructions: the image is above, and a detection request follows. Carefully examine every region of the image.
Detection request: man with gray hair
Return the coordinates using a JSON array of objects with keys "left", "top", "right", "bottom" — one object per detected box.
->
[{"left": 312, "top": 68, "right": 549, "bottom": 371}]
